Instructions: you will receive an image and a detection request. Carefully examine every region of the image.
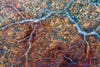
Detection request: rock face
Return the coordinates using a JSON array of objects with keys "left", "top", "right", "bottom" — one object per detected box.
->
[{"left": 0, "top": 0, "right": 100, "bottom": 67}]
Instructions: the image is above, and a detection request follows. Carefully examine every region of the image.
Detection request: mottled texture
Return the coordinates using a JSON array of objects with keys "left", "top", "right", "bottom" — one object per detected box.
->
[{"left": 0, "top": 0, "right": 100, "bottom": 67}]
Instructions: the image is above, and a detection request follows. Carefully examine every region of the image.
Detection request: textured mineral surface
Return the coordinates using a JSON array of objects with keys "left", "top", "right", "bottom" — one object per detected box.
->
[{"left": 0, "top": 0, "right": 100, "bottom": 67}]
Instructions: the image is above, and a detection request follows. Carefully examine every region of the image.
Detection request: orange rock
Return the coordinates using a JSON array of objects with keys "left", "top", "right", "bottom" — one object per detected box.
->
[{"left": 15, "top": 2, "right": 21, "bottom": 9}]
